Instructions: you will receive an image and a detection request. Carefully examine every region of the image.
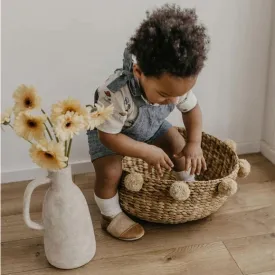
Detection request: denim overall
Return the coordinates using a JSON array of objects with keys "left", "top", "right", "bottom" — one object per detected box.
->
[{"left": 87, "top": 49, "right": 175, "bottom": 161}]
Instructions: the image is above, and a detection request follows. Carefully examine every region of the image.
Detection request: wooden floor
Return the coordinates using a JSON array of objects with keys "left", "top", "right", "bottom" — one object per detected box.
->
[{"left": 1, "top": 154, "right": 275, "bottom": 275}]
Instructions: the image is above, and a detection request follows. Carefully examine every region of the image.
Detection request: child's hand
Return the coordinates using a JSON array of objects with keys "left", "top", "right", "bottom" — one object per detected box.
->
[
  {"left": 142, "top": 145, "right": 174, "bottom": 177},
  {"left": 174, "top": 142, "right": 207, "bottom": 175}
]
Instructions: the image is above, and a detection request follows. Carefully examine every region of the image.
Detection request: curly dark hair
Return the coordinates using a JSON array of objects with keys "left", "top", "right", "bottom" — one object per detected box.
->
[{"left": 128, "top": 4, "right": 210, "bottom": 77}]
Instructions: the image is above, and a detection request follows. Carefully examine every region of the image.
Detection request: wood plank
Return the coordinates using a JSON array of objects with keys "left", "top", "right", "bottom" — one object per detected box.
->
[
  {"left": 2, "top": 205, "right": 274, "bottom": 274},
  {"left": 2, "top": 153, "right": 274, "bottom": 275},
  {"left": 94, "top": 205, "right": 275, "bottom": 260},
  {"left": 1, "top": 183, "right": 95, "bottom": 217},
  {"left": 2, "top": 154, "right": 273, "bottom": 217},
  {"left": 237, "top": 155, "right": 275, "bottom": 184},
  {"left": 1, "top": 205, "right": 101, "bottom": 243},
  {"left": 0, "top": 173, "right": 94, "bottom": 199},
  {"left": 239, "top": 153, "right": 271, "bottom": 165},
  {"left": 1, "top": 153, "right": 272, "bottom": 214},
  {"left": 73, "top": 173, "right": 95, "bottom": 188},
  {"left": 3, "top": 180, "right": 274, "bottom": 241},
  {"left": 9, "top": 179, "right": 275, "bottom": 244},
  {"left": 2, "top": 190, "right": 45, "bottom": 217},
  {"left": 1, "top": 237, "right": 50, "bottom": 274},
  {"left": 248, "top": 272, "right": 275, "bottom": 275},
  {"left": 1, "top": 180, "right": 30, "bottom": 197},
  {"left": 2, "top": 178, "right": 273, "bottom": 229},
  {"left": 2, "top": 241, "right": 242, "bottom": 275},
  {"left": 217, "top": 181, "right": 275, "bottom": 215},
  {"left": 1, "top": 173, "right": 95, "bottom": 217},
  {"left": 225, "top": 234, "right": 275, "bottom": 275},
  {"left": 3, "top": 203, "right": 275, "bottom": 247},
  {"left": 2, "top": 213, "right": 44, "bottom": 242}
]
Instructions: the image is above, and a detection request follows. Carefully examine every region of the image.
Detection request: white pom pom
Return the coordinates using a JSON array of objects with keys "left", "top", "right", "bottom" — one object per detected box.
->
[
  {"left": 238, "top": 159, "right": 251, "bottom": 178},
  {"left": 124, "top": 173, "right": 144, "bottom": 192},
  {"left": 170, "top": 181, "right": 190, "bottom": 201},
  {"left": 218, "top": 178, "right": 238, "bottom": 196},
  {"left": 224, "top": 139, "right": 237, "bottom": 152}
]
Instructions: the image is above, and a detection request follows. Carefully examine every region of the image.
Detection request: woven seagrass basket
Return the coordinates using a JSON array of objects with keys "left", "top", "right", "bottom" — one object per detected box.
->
[{"left": 119, "top": 128, "right": 251, "bottom": 224}]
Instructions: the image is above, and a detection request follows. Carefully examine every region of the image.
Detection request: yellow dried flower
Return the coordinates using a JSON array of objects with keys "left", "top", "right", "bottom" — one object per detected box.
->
[
  {"left": 13, "top": 85, "right": 41, "bottom": 115},
  {"left": 14, "top": 112, "right": 46, "bottom": 141},
  {"left": 30, "top": 140, "right": 68, "bottom": 170}
]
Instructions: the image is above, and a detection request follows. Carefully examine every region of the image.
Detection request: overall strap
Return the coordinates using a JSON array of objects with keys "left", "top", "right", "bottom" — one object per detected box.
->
[{"left": 107, "top": 48, "right": 142, "bottom": 97}]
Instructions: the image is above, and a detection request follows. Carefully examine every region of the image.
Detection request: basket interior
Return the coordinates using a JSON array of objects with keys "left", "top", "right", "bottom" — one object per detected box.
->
[{"left": 122, "top": 129, "right": 238, "bottom": 182}]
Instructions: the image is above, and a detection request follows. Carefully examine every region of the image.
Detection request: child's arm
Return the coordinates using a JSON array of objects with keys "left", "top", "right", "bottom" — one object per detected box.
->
[
  {"left": 99, "top": 131, "right": 174, "bottom": 175},
  {"left": 174, "top": 103, "right": 207, "bottom": 175},
  {"left": 183, "top": 103, "right": 202, "bottom": 144}
]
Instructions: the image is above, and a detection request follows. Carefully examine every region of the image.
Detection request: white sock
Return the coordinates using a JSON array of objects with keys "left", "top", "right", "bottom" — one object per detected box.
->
[
  {"left": 174, "top": 170, "right": 195, "bottom": 182},
  {"left": 94, "top": 192, "right": 122, "bottom": 218}
]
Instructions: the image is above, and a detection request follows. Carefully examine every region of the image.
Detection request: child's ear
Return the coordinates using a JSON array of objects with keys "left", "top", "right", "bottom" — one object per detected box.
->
[{"left": 133, "top": 64, "right": 143, "bottom": 80}]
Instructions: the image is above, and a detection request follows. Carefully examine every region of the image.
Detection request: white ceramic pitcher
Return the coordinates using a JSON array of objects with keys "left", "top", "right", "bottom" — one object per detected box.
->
[{"left": 23, "top": 166, "right": 96, "bottom": 269}]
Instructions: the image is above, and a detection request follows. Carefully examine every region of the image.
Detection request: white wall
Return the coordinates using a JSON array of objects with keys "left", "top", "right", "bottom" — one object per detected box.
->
[
  {"left": 1, "top": 0, "right": 273, "bottom": 182},
  {"left": 261, "top": 2, "right": 275, "bottom": 164}
]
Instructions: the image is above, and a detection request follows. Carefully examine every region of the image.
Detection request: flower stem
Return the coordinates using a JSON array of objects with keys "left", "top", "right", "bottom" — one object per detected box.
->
[
  {"left": 41, "top": 109, "right": 59, "bottom": 142},
  {"left": 65, "top": 140, "right": 68, "bottom": 155},
  {"left": 67, "top": 138, "right": 73, "bottom": 158},
  {"left": 8, "top": 123, "right": 32, "bottom": 144},
  {"left": 44, "top": 123, "right": 53, "bottom": 140}
]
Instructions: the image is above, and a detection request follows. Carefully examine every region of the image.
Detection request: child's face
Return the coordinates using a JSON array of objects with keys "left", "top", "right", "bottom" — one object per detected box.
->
[{"left": 133, "top": 64, "right": 197, "bottom": 105}]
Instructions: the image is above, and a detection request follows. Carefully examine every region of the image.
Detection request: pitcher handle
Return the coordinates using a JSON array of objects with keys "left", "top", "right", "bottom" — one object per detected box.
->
[{"left": 23, "top": 176, "right": 51, "bottom": 230}]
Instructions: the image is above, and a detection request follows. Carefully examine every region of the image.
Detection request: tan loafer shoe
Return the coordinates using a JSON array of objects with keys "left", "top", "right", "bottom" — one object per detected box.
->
[{"left": 101, "top": 212, "right": 145, "bottom": 241}]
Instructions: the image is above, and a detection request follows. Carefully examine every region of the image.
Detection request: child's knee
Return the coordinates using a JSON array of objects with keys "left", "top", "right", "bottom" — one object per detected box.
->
[
  {"left": 94, "top": 156, "right": 123, "bottom": 184},
  {"left": 163, "top": 127, "right": 186, "bottom": 156},
  {"left": 100, "top": 167, "right": 122, "bottom": 184}
]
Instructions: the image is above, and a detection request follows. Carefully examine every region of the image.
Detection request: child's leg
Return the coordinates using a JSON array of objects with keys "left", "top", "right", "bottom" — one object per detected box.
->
[
  {"left": 153, "top": 127, "right": 195, "bottom": 181},
  {"left": 93, "top": 155, "right": 123, "bottom": 217},
  {"left": 94, "top": 155, "right": 123, "bottom": 199},
  {"left": 93, "top": 155, "right": 144, "bottom": 240}
]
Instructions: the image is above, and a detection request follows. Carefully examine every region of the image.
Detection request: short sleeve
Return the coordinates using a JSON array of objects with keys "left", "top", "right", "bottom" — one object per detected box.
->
[
  {"left": 176, "top": 90, "right": 198, "bottom": 113},
  {"left": 95, "top": 86, "right": 127, "bottom": 134}
]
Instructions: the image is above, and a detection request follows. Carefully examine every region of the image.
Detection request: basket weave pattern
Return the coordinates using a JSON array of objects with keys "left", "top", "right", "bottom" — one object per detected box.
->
[{"left": 119, "top": 128, "right": 240, "bottom": 224}]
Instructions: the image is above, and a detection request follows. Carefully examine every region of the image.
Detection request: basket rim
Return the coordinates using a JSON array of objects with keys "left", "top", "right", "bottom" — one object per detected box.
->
[
  {"left": 122, "top": 130, "right": 240, "bottom": 185},
  {"left": 122, "top": 162, "right": 239, "bottom": 185}
]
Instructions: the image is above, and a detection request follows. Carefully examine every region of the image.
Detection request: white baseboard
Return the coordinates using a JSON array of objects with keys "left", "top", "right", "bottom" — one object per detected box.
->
[
  {"left": 1, "top": 159, "right": 95, "bottom": 184},
  {"left": 260, "top": 141, "right": 275, "bottom": 164},
  {"left": 1, "top": 141, "right": 261, "bottom": 184},
  {"left": 235, "top": 141, "right": 261, "bottom": 155}
]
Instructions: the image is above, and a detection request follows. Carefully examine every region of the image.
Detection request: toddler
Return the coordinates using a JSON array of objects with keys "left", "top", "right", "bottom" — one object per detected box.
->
[{"left": 87, "top": 4, "right": 210, "bottom": 241}]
